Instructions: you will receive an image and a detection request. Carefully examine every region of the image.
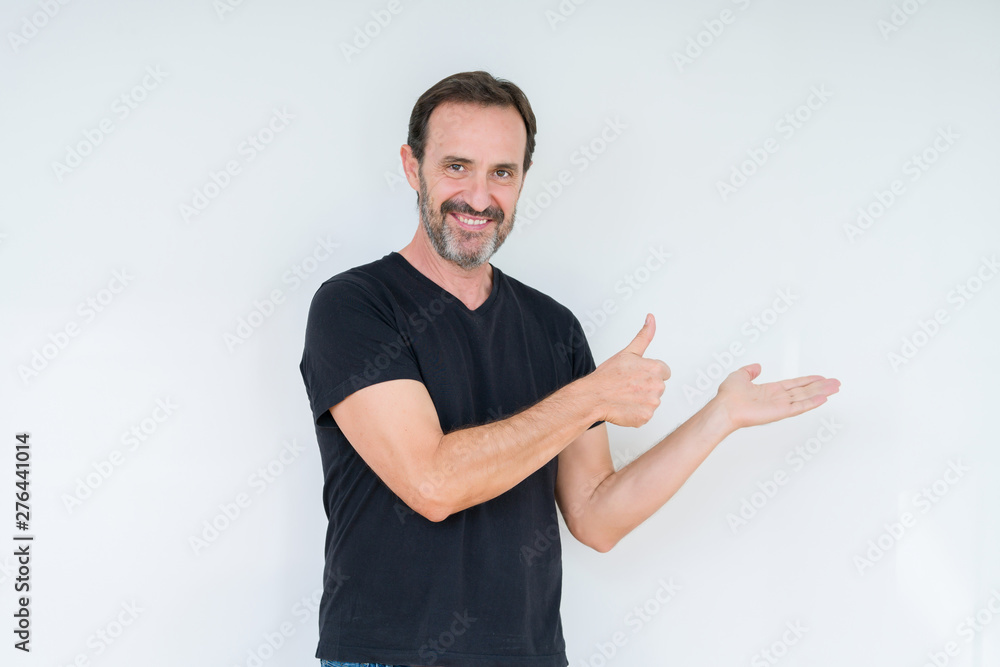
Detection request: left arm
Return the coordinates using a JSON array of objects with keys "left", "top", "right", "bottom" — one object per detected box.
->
[{"left": 555, "top": 364, "right": 840, "bottom": 552}]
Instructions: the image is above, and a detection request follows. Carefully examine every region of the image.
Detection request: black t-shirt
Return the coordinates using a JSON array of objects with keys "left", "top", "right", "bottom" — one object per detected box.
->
[{"left": 299, "top": 251, "right": 600, "bottom": 667}]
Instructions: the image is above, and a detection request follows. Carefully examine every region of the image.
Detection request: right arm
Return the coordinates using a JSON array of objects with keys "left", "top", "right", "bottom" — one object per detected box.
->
[{"left": 330, "top": 313, "right": 669, "bottom": 522}]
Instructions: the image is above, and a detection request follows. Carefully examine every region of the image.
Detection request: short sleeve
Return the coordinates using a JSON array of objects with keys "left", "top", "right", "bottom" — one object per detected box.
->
[
  {"left": 299, "top": 276, "right": 423, "bottom": 427},
  {"left": 567, "top": 314, "right": 604, "bottom": 430}
]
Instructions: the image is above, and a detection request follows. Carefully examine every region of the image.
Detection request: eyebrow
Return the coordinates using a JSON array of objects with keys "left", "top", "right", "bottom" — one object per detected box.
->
[{"left": 439, "top": 155, "right": 519, "bottom": 173}]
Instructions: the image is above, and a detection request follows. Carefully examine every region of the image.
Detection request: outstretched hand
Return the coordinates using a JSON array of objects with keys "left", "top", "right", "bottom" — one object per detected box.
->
[{"left": 715, "top": 363, "right": 841, "bottom": 431}]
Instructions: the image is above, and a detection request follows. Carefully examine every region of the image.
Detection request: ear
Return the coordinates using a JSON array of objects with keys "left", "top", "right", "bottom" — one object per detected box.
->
[{"left": 400, "top": 145, "right": 420, "bottom": 191}]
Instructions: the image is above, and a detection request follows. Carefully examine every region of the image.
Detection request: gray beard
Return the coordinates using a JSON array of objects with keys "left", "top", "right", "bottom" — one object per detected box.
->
[{"left": 418, "top": 172, "right": 515, "bottom": 270}]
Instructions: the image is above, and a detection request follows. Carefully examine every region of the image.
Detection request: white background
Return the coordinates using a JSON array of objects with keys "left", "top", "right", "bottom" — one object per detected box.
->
[{"left": 2, "top": 0, "right": 999, "bottom": 665}]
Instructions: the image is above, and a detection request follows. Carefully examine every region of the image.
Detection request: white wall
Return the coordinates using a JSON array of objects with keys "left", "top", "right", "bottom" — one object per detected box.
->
[{"left": 3, "top": 0, "right": 998, "bottom": 665}]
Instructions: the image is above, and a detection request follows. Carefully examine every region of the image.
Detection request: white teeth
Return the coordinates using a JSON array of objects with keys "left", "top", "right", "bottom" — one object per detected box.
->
[{"left": 456, "top": 215, "right": 488, "bottom": 226}]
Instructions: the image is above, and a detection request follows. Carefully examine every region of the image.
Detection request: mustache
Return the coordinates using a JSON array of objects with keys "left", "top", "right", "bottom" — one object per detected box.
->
[{"left": 441, "top": 199, "right": 504, "bottom": 225}]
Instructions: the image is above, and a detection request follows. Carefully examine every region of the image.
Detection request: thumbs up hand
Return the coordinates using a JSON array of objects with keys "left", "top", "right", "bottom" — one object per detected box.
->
[{"left": 589, "top": 314, "right": 672, "bottom": 428}]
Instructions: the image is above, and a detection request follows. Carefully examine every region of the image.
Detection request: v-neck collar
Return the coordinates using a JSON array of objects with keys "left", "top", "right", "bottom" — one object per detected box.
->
[{"left": 389, "top": 251, "right": 502, "bottom": 315}]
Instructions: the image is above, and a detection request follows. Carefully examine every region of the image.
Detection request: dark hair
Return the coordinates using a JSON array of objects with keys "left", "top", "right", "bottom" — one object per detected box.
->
[{"left": 407, "top": 71, "right": 537, "bottom": 175}]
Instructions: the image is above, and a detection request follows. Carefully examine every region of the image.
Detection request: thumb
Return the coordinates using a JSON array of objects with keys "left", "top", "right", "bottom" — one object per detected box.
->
[
  {"left": 738, "top": 363, "right": 762, "bottom": 382},
  {"left": 624, "top": 313, "right": 655, "bottom": 356}
]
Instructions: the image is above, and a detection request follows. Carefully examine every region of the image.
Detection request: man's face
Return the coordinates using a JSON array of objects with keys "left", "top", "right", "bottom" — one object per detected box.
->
[{"left": 413, "top": 102, "right": 527, "bottom": 270}]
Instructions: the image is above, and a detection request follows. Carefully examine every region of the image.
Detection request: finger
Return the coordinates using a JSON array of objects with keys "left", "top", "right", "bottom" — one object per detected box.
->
[
  {"left": 809, "top": 378, "right": 841, "bottom": 397},
  {"left": 777, "top": 374, "right": 828, "bottom": 391},
  {"left": 785, "top": 378, "right": 841, "bottom": 403},
  {"left": 738, "top": 363, "right": 761, "bottom": 382},
  {"left": 782, "top": 376, "right": 841, "bottom": 396},
  {"left": 788, "top": 392, "right": 830, "bottom": 416},
  {"left": 623, "top": 313, "right": 655, "bottom": 356}
]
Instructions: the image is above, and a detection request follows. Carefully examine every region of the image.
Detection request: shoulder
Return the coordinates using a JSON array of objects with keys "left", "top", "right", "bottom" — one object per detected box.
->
[
  {"left": 310, "top": 253, "right": 399, "bottom": 305},
  {"left": 303, "top": 255, "right": 411, "bottom": 336},
  {"left": 498, "top": 267, "right": 579, "bottom": 327}
]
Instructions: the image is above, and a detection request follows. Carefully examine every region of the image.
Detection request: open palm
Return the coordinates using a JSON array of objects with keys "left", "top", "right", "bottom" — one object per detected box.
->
[{"left": 716, "top": 363, "right": 841, "bottom": 431}]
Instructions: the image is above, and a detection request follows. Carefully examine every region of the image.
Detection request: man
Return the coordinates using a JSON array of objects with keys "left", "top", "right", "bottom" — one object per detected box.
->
[{"left": 299, "top": 71, "right": 840, "bottom": 667}]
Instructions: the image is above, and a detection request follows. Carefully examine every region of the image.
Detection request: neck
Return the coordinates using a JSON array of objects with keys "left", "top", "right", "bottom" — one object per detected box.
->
[{"left": 398, "top": 227, "right": 494, "bottom": 311}]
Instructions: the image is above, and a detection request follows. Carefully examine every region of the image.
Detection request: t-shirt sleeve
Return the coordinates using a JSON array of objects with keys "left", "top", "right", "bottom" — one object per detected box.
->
[
  {"left": 299, "top": 275, "right": 423, "bottom": 427},
  {"left": 567, "top": 313, "right": 605, "bottom": 430}
]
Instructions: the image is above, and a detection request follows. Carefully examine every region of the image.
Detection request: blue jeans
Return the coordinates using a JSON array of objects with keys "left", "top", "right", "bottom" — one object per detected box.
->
[{"left": 320, "top": 661, "right": 409, "bottom": 667}]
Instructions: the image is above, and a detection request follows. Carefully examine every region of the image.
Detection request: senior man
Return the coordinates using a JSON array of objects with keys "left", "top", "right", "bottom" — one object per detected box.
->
[{"left": 299, "top": 70, "right": 840, "bottom": 667}]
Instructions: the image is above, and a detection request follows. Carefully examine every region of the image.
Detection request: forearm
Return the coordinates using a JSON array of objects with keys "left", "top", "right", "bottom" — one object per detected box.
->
[
  {"left": 421, "top": 379, "right": 600, "bottom": 519},
  {"left": 580, "top": 398, "right": 734, "bottom": 550}
]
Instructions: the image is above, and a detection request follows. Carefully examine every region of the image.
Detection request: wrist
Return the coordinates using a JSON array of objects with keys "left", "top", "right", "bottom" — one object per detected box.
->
[
  {"left": 561, "top": 375, "right": 603, "bottom": 427},
  {"left": 703, "top": 394, "right": 739, "bottom": 439}
]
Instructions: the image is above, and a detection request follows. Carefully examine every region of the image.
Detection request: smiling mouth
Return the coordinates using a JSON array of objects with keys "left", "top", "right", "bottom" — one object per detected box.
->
[{"left": 450, "top": 212, "right": 494, "bottom": 228}]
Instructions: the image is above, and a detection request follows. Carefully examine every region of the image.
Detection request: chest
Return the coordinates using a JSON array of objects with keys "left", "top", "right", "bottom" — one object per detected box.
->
[{"left": 402, "top": 303, "right": 572, "bottom": 432}]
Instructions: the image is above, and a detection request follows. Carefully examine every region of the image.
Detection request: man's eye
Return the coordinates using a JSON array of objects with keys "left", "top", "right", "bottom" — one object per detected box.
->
[
  {"left": 496, "top": 170, "right": 511, "bottom": 178},
  {"left": 448, "top": 164, "right": 464, "bottom": 172}
]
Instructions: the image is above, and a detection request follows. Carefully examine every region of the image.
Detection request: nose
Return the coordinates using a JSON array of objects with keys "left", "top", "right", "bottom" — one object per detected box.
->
[{"left": 465, "top": 172, "right": 492, "bottom": 215}]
